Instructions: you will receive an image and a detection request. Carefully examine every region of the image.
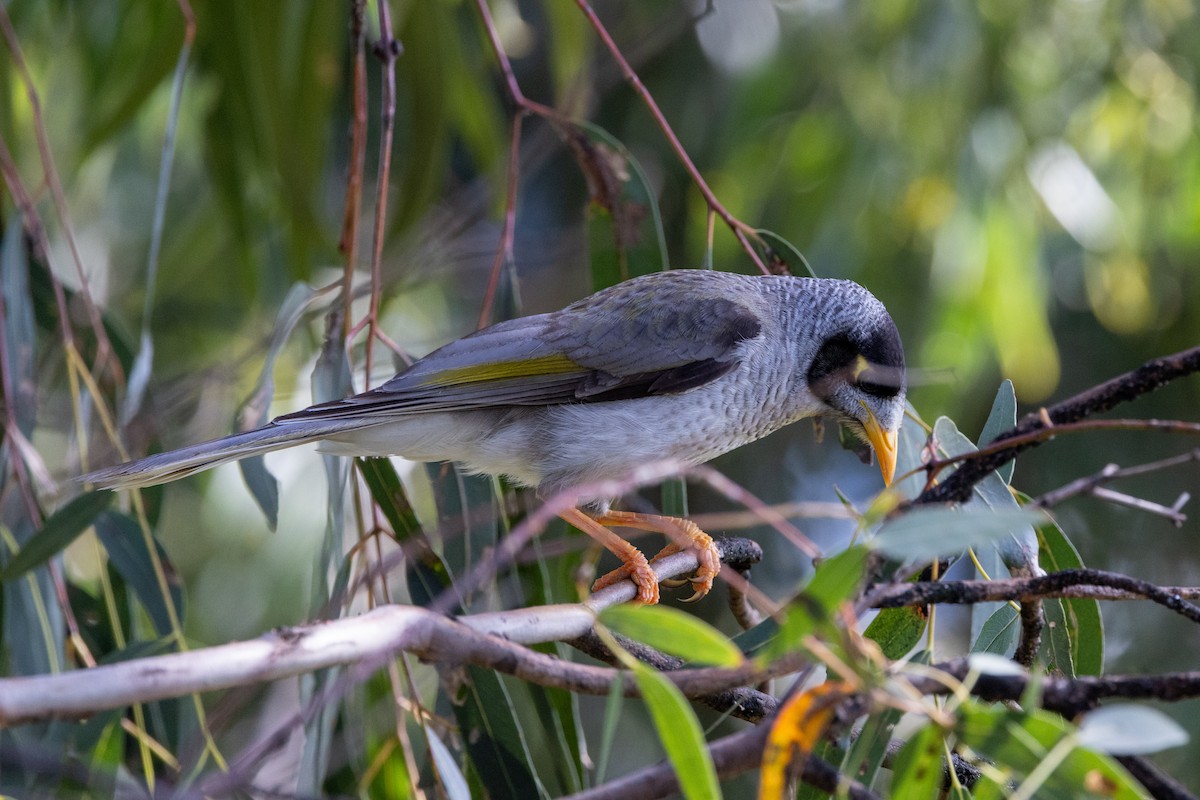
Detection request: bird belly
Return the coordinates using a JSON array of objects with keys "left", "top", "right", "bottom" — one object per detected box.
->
[{"left": 531, "top": 377, "right": 803, "bottom": 498}]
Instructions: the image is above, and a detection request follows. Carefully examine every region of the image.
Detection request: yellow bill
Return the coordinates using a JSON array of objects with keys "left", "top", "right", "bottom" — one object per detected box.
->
[{"left": 862, "top": 409, "right": 898, "bottom": 486}]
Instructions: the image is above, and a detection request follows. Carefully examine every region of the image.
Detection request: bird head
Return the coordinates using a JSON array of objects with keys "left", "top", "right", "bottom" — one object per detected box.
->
[{"left": 804, "top": 294, "right": 906, "bottom": 485}]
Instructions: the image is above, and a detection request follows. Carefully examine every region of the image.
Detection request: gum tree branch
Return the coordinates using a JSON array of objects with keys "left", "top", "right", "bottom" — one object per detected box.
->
[{"left": 0, "top": 547, "right": 800, "bottom": 727}]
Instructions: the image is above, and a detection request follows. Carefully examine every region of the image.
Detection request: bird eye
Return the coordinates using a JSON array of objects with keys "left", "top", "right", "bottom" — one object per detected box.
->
[{"left": 857, "top": 377, "right": 900, "bottom": 399}]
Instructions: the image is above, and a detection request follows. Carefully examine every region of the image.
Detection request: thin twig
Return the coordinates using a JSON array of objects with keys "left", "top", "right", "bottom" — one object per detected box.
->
[
  {"left": 1036, "top": 449, "right": 1200, "bottom": 511},
  {"left": 914, "top": 345, "right": 1200, "bottom": 505},
  {"left": 355, "top": 0, "right": 402, "bottom": 388},
  {"left": 338, "top": 0, "right": 369, "bottom": 343},
  {"left": 571, "top": 0, "right": 771, "bottom": 275},
  {"left": 477, "top": 112, "right": 524, "bottom": 329},
  {"left": 866, "top": 568, "right": 1200, "bottom": 624},
  {"left": 0, "top": 4, "right": 121, "bottom": 385}
]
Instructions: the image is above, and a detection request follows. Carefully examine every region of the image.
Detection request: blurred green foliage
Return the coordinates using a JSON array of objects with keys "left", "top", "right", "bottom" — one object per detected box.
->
[{"left": 2, "top": 0, "right": 1200, "bottom": 796}]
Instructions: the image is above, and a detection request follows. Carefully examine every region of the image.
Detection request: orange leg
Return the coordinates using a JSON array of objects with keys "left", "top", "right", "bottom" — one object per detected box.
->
[
  {"left": 559, "top": 507, "right": 660, "bottom": 604},
  {"left": 589, "top": 511, "right": 721, "bottom": 603}
]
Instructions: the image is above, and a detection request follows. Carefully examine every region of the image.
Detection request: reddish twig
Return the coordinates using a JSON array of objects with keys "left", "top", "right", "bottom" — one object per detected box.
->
[
  {"left": 0, "top": 5, "right": 121, "bottom": 385},
  {"left": 338, "top": 0, "right": 369, "bottom": 344},
  {"left": 477, "top": 112, "right": 524, "bottom": 329},
  {"left": 354, "top": 1, "right": 402, "bottom": 387},
  {"left": 571, "top": 0, "right": 770, "bottom": 275}
]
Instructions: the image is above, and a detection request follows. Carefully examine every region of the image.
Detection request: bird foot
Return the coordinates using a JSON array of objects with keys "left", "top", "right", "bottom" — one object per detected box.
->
[{"left": 591, "top": 512, "right": 720, "bottom": 603}]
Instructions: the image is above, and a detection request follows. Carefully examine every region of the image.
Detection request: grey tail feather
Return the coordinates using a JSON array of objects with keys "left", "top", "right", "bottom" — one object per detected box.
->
[{"left": 79, "top": 418, "right": 374, "bottom": 490}]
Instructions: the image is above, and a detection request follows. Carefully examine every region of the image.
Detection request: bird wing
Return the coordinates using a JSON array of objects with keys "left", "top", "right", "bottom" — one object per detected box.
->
[{"left": 275, "top": 271, "right": 765, "bottom": 424}]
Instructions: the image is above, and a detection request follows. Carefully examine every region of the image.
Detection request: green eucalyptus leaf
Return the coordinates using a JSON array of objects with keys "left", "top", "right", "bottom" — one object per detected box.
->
[
  {"left": 93, "top": 511, "right": 183, "bottom": 639},
  {"left": 864, "top": 606, "right": 927, "bottom": 660},
  {"left": 1039, "top": 599, "right": 1076, "bottom": 678},
  {"left": 1034, "top": 511, "right": 1104, "bottom": 676},
  {"left": 957, "top": 701, "right": 1147, "bottom": 800},
  {"left": 601, "top": 604, "right": 743, "bottom": 667},
  {"left": 978, "top": 379, "right": 1017, "bottom": 484},
  {"left": 754, "top": 229, "right": 817, "bottom": 277},
  {"left": 972, "top": 603, "right": 1019, "bottom": 658},
  {"left": 631, "top": 660, "right": 722, "bottom": 800},
  {"left": 426, "top": 724, "right": 471, "bottom": 800},
  {"left": 873, "top": 507, "right": 1045, "bottom": 562},
  {"left": 891, "top": 723, "right": 946, "bottom": 799},
  {"left": 0, "top": 491, "right": 113, "bottom": 582},
  {"left": 1077, "top": 705, "right": 1189, "bottom": 755}
]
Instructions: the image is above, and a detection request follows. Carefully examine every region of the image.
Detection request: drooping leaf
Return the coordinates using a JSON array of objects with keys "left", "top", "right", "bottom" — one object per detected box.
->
[
  {"left": 236, "top": 283, "right": 323, "bottom": 529},
  {"left": 1034, "top": 511, "right": 1104, "bottom": 676},
  {"left": 1039, "top": 598, "right": 1075, "bottom": 678},
  {"left": 957, "top": 700, "right": 1147, "bottom": 800},
  {"left": 92, "top": 511, "right": 184, "bottom": 639},
  {"left": 0, "top": 491, "right": 113, "bottom": 582},
  {"left": 840, "top": 704, "right": 903, "bottom": 791},
  {"left": 977, "top": 379, "right": 1017, "bottom": 484},
  {"left": 446, "top": 666, "right": 545, "bottom": 800},
  {"left": 932, "top": 416, "right": 1039, "bottom": 574},
  {"left": 630, "top": 660, "right": 722, "bottom": 800},
  {"left": 425, "top": 723, "right": 472, "bottom": 800},
  {"left": 1, "top": 215, "right": 36, "bottom": 441},
  {"left": 761, "top": 682, "right": 850, "bottom": 800},
  {"left": 593, "top": 673, "right": 625, "bottom": 785},
  {"left": 755, "top": 228, "right": 817, "bottom": 277},
  {"left": 572, "top": 121, "right": 669, "bottom": 291},
  {"left": 891, "top": 723, "right": 946, "bottom": 799},
  {"left": 601, "top": 604, "right": 744, "bottom": 667}
]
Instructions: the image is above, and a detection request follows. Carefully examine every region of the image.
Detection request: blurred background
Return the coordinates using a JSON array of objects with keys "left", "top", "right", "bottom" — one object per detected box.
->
[{"left": 4, "top": 0, "right": 1200, "bottom": 792}]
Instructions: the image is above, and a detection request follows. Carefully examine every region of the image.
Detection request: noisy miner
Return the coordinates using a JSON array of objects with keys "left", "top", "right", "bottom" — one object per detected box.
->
[{"left": 84, "top": 269, "right": 906, "bottom": 604}]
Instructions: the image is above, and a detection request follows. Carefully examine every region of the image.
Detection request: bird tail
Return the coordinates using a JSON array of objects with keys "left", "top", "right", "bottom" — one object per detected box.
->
[{"left": 80, "top": 418, "right": 373, "bottom": 490}]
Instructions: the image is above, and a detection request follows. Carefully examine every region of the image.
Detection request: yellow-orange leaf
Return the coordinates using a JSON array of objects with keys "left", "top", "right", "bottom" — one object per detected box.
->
[{"left": 758, "top": 681, "right": 853, "bottom": 800}]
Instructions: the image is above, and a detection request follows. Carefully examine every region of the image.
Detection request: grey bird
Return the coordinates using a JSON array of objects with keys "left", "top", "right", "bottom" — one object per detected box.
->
[{"left": 83, "top": 269, "right": 906, "bottom": 604}]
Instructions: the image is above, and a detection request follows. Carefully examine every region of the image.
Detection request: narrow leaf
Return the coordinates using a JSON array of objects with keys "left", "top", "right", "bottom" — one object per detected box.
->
[
  {"left": 426, "top": 724, "right": 472, "bottom": 800},
  {"left": 631, "top": 660, "right": 722, "bottom": 800},
  {"left": 978, "top": 379, "right": 1017, "bottom": 484},
  {"left": 1077, "top": 706, "right": 1189, "bottom": 755},
  {"left": 448, "top": 666, "right": 544, "bottom": 800},
  {"left": 601, "top": 604, "right": 744, "bottom": 667},
  {"left": 1034, "top": 513, "right": 1103, "bottom": 676},
  {"left": 972, "top": 604, "right": 1019, "bottom": 658},
  {"left": 760, "top": 682, "right": 849, "bottom": 800},
  {"left": 0, "top": 491, "right": 113, "bottom": 581},
  {"left": 891, "top": 723, "right": 946, "bottom": 799},
  {"left": 874, "top": 507, "right": 1045, "bottom": 562},
  {"left": 933, "top": 416, "right": 1039, "bottom": 573},
  {"left": 1039, "top": 599, "right": 1075, "bottom": 678},
  {"left": 93, "top": 511, "right": 184, "bottom": 638}
]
